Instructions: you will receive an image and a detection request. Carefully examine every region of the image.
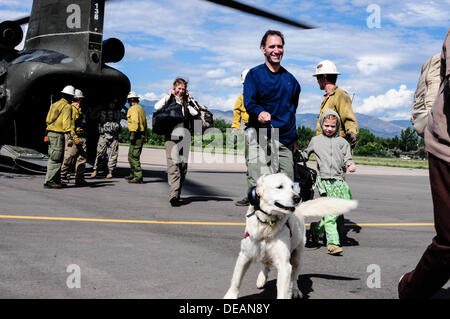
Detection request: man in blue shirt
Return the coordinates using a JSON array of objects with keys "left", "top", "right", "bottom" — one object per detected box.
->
[{"left": 241, "top": 30, "right": 301, "bottom": 203}]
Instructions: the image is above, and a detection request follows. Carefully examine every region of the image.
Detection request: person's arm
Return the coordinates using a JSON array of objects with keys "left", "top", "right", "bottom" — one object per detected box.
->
[
  {"left": 301, "top": 139, "right": 315, "bottom": 161},
  {"left": 336, "top": 92, "right": 358, "bottom": 138},
  {"left": 154, "top": 95, "right": 170, "bottom": 111},
  {"left": 243, "top": 71, "right": 270, "bottom": 123},
  {"left": 231, "top": 95, "right": 243, "bottom": 129},
  {"left": 343, "top": 140, "right": 356, "bottom": 172},
  {"left": 445, "top": 31, "right": 450, "bottom": 92}
]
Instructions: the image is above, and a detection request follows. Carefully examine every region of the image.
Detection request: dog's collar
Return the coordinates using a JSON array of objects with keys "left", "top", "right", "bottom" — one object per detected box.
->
[
  {"left": 246, "top": 209, "right": 279, "bottom": 227},
  {"left": 245, "top": 210, "right": 293, "bottom": 237}
]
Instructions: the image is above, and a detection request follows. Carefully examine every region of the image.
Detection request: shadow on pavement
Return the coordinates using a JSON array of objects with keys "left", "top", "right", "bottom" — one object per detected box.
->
[{"left": 241, "top": 273, "right": 360, "bottom": 299}]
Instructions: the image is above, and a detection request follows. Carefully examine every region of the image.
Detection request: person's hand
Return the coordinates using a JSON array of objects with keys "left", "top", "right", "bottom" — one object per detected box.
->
[
  {"left": 346, "top": 131, "right": 358, "bottom": 149},
  {"left": 258, "top": 111, "right": 271, "bottom": 123},
  {"left": 347, "top": 163, "right": 356, "bottom": 172},
  {"left": 292, "top": 141, "right": 299, "bottom": 154},
  {"left": 129, "top": 131, "right": 136, "bottom": 145}
]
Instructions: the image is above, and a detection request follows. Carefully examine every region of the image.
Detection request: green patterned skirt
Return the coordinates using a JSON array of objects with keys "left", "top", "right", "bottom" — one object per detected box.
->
[
  {"left": 316, "top": 177, "right": 352, "bottom": 199},
  {"left": 314, "top": 177, "right": 352, "bottom": 245}
]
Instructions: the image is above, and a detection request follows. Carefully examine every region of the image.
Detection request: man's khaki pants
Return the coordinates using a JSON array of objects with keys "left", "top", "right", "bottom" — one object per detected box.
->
[
  {"left": 61, "top": 135, "right": 87, "bottom": 183},
  {"left": 93, "top": 134, "right": 119, "bottom": 174},
  {"left": 247, "top": 127, "right": 294, "bottom": 191},
  {"left": 45, "top": 131, "right": 65, "bottom": 184},
  {"left": 165, "top": 134, "right": 190, "bottom": 201}
]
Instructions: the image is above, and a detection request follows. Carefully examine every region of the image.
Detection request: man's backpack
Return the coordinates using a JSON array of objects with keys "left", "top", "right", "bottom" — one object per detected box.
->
[
  {"left": 189, "top": 99, "right": 213, "bottom": 135},
  {"left": 411, "top": 54, "right": 441, "bottom": 137},
  {"left": 151, "top": 95, "right": 184, "bottom": 136},
  {"left": 293, "top": 151, "right": 317, "bottom": 202}
]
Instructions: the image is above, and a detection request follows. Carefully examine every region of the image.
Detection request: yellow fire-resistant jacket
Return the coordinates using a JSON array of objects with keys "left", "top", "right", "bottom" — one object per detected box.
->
[
  {"left": 315, "top": 86, "right": 358, "bottom": 137},
  {"left": 70, "top": 102, "right": 85, "bottom": 139},
  {"left": 231, "top": 94, "right": 249, "bottom": 129},
  {"left": 126, "top": 103, "right": 147, "bottom": 132},
  {"left": 46, "top": 98, "right": 72, "bottom": 133}
]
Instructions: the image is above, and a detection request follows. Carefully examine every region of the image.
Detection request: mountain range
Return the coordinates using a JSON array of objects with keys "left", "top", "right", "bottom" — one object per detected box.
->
[{"left": 139, "top": 99, "right": 412, "bottom": 138}]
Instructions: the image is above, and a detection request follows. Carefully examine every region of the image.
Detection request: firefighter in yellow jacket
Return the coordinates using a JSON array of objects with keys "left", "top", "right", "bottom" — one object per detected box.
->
[
  {"left": 60, "top": 89, "right": 89, "bottom": 186},
  {"left": 126, "top": 91, "right": 147, "bottom": 184},
  {"left": 44, "top": 85, "right": 74, "bottom": 189},
  {"left": 231, "top": 69, "right": 250, "bottom": 130},
  {"left": 233, "top": 69, "right": 253, "bottom": 206},
  {"left": 313, "top": 60, "right": 358, "bottom": 148}
]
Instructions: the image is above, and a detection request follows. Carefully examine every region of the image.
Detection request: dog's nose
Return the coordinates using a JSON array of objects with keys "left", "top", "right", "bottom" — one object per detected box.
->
[{"left": 293, "top": 194, "right": 301, "bottom": 204}]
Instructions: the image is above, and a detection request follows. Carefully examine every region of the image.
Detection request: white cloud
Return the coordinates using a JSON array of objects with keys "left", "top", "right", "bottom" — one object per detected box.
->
[
  {"left": 385, "top": 1, "right": 450, "bottom": 27},
  {"left": 356, "top": 85, "right": 414, "bottom": 115},
  {"left": 2, "top": 0, "right": 448, "bottom": 122},
  {"left": 298, "top": 92, "right": 324, "bottom": 113},
  {"left": 356, "top": 55, "right": 399, "bottom": 76},
  {"left": 206, "top": 68, "right": 227, "bottom": 78},
  {"left": 142, "top": 92, "right": 165, "bottom": 101},
  {"left": 214, "top": 76, "right": 241, "bottom": 88}
]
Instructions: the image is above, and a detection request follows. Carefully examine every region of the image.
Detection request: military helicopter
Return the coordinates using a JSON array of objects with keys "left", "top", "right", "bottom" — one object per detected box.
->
[{"left": 0, "top": 0, "right": 314, "bottom": 173}]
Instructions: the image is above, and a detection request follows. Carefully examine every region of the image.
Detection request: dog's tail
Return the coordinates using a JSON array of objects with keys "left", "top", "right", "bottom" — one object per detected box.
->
[{"left": 295, "top": 197, "right": 358, "bottom": 218}]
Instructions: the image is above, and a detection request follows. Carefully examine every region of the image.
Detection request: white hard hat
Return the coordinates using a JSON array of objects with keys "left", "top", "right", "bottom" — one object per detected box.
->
[
  {"left": 241, "top": 69, "right": 250, "bottom": 84},
  {"left": 61, "top": 85, "right": 75, "bottom": 96},
  {"left": 313, "top": 60, "right": 340, "bottom": 77},
  {"left": 127, "top": 91, "right": 139, "bottom": 99},
  {"left": 74, "top": 89, "right": 84, "bottom": 99}
]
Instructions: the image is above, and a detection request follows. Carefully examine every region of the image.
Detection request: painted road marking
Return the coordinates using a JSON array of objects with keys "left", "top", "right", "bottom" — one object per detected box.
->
[{"left": 0, "top": 215, "right": 434, "bottom": 227}]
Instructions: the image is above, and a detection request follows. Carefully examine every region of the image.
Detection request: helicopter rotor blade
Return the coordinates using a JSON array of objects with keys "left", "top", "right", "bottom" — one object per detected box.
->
[
  {"left": 12, "top": 16, "right": 30, "bottom": 26},
  {"left": 203, "top": 0, "right": 315, "bottom": 29},
  {"left": 11, "top": 1, "right": 315, "bottom": 29}
]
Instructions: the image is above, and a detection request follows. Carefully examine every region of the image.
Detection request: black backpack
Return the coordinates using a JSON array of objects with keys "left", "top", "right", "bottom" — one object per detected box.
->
[
  {"left": 293, "top": 150, "right": 317, "bottom": 201},
  {"left": 152, "top": 95, "right": 184, "bottom": 135}
]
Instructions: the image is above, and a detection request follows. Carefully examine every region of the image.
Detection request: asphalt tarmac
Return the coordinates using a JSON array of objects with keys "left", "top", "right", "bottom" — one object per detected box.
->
[{"left": 0, "top": 147, "right": 448, "bottom": 300}]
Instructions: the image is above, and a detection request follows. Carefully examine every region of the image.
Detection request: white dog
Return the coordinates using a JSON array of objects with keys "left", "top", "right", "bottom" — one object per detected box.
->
[{"left": 224, "top": 173, "right": 358, "bottom": 299}]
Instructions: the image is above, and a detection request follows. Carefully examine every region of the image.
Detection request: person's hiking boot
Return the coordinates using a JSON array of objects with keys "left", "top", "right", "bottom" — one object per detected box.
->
[
  {"left": 124, "top": 175, "right": 134, "bottom": 180},
  {"left": 128, "top": 179, "right": 143, "bottom": 184},
  {"left": 90, "top": 171, "right": 97, "bottom": 178},
  {"left": 309, "top": 222, "right": 319, "bottom": 245},
  {"left": 327, "top": 244, "right": 343, "bottom": 255},
  {"left": 44, "top": 182, "right": 63, "bottom": 189},
  {"left": 235, "top": 197, "right": 250, "bottom": 206},
  {"left": 170, "top": 197, "right": 181, "bottom": 207},
  {"left": 106, "top": 172, "right": 113, "bottom": 179},
  {"left": 75, "top": 180, "right": 90, "bottom": 187}
]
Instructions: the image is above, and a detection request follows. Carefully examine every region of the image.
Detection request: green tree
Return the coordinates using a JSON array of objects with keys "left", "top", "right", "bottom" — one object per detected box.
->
[
  {"left": 354, "top": 141, "right": 385, "bottom": 156},
  {"left": 118, "top": 126, "right": 129, "bottom": 143},
  {"left": 213, "top": 119, "right": 231, "bottom": 133},
  {"left": 146, "top": 128, "right": 165, "bottom": 146},
  {"left": 296, "top": 126, "right": 315, "bottom": 150},
  {"left": 400, "top": 127, "right": 419, "bottom": 152},
  {"left": 356, "top": 128, "right": 375, "bottom": 146}
]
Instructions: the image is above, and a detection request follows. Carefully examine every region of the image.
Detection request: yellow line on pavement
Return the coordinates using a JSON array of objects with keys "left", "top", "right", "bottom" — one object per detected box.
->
[
  {"left": 0, "top": 214, "right": 434, "bottom": 227},
  {"left": 0, "top": 214, "right": 244, "bottom": 226}
]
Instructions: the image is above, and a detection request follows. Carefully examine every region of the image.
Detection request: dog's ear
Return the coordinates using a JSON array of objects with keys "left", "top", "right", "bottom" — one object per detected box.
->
[{"left": 248, "top": 186, "right": 260, "bottom": 209}]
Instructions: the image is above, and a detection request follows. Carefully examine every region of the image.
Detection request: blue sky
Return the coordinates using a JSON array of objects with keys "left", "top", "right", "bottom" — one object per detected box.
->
[{"left": 1, "top": 0, "right": 449, "bottom": 120}]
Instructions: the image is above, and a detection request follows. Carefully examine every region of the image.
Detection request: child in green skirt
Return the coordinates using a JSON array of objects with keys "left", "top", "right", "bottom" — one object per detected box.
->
[{"left": 301, "top": 109, "right": 356, "bottom": 255}]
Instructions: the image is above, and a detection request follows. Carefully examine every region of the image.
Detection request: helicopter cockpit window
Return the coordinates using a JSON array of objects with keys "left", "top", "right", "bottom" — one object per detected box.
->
[{"left": 11, "top": 49, "right": 73, "bottom": 65}]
